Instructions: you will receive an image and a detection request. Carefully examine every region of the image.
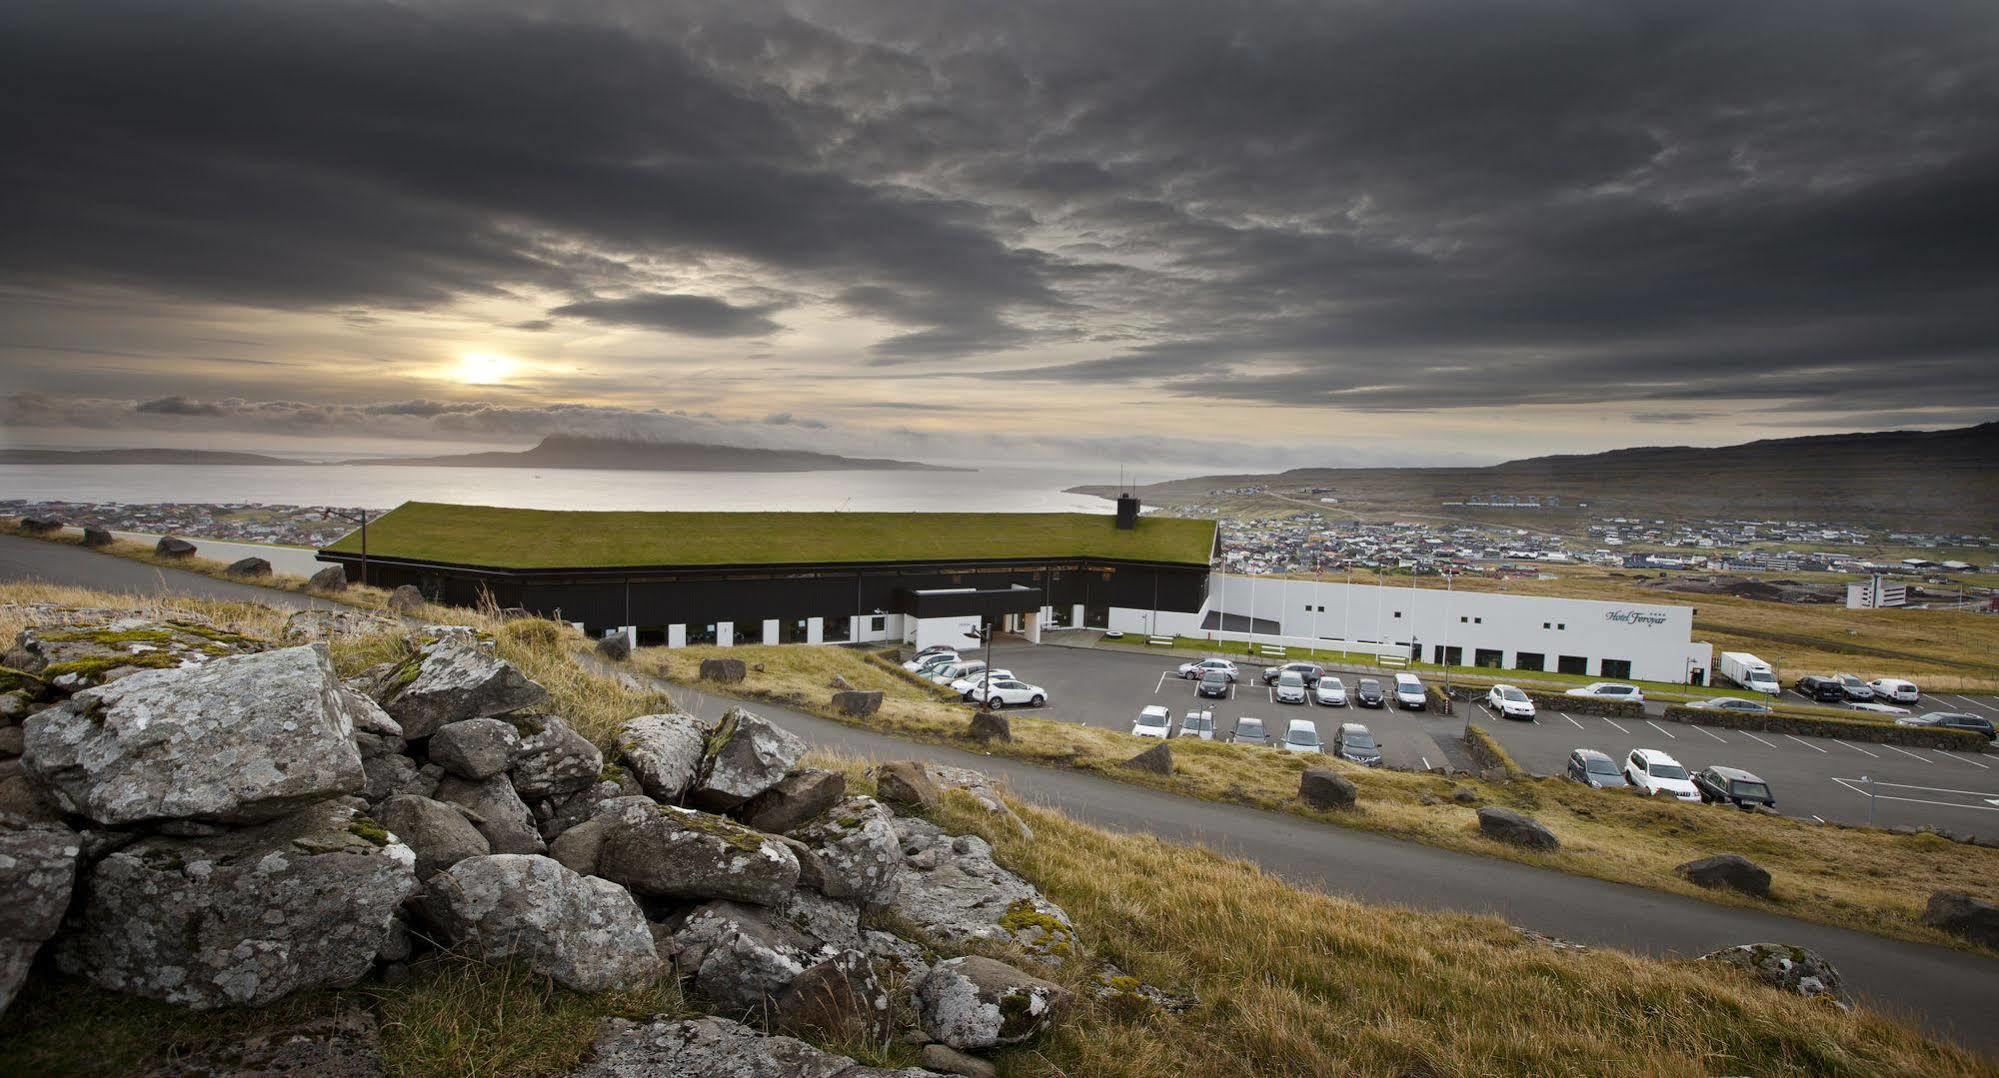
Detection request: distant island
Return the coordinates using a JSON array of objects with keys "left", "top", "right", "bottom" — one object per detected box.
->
[{"left": 2, "top": 435, "right": 960, "bottom": 473}]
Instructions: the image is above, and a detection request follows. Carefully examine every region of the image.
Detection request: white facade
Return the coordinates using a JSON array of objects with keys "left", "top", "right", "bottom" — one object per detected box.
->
[{"left": 1193, "top": 574, "right": 1712, "bottom": 684}]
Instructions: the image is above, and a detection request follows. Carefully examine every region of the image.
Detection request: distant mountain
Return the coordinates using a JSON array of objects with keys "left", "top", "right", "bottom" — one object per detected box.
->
[
  {"left": 0, "top": 448, "right": 299, "bottom": 466},
  {"left": 1072, "top": 421, "right": 1999, "bottom": 529},
  {"left": 351, "top": 434, "right": 962, "bottom": 472}
]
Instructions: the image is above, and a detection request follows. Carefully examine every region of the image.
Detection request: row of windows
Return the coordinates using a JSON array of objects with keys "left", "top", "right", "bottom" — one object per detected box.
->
[
  {"left": 1298, "top": 606, "right": 1567, "bottom": 631},
  {"left": 1431, "top": 647, "right": 1630, "bottom": 679}
]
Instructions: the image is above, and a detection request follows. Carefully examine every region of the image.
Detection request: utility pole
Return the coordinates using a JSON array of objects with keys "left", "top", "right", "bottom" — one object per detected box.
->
[{"left": 321, "top": 507, "right": 371, "bottom": 588}]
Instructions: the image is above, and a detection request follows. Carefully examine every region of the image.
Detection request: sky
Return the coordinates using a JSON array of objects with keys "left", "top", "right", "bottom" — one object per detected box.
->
[{"left": 3, "top": 0, "right": 1997, "bottom": 473}]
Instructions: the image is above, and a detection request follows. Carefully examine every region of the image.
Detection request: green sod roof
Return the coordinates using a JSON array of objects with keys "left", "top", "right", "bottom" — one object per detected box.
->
[{"left": 323, "top": 501, "right": 1217, "bottom": 570}]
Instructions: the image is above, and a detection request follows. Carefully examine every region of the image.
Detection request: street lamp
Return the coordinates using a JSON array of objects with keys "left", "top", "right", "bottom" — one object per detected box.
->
[{"left": 322, "top": 506, "right": 371, "bottom": 587}]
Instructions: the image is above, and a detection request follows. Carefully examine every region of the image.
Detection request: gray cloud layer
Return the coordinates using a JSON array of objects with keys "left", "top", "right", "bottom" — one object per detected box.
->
[{"left": 2, "top": 0, "right": 1996, "bottom": 419}]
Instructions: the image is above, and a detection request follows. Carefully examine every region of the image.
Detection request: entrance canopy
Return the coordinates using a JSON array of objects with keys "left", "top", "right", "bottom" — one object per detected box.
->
[{"left": 895, "top": 584, "right": 1044, "bottom": 620}]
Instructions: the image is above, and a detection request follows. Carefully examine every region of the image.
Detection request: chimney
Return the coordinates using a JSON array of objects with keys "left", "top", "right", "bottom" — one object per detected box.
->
[{"left": 1115, "top": 493, "right": 1140, "bottom": 530}]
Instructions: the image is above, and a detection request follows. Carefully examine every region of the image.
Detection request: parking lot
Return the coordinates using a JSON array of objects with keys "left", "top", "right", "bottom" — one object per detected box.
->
[{"left": 969, "top": 637, "right": 1999, "bottom": 835}]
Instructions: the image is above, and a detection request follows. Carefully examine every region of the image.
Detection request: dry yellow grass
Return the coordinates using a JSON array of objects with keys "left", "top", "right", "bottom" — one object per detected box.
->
[{"left": 638, "top": 643, "right": 1999, "bottom": 955}]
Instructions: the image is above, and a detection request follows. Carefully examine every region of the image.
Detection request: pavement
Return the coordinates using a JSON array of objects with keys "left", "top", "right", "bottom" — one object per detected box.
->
[{"left": 4, "top": 533, "right": 1998, "bottom": 1054}]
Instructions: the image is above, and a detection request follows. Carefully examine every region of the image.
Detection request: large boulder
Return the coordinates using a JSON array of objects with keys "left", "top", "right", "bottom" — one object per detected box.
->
[
  {"left": 361, "top": 753, "right": 420, "bottom": 805},
  {"left": 597, "top": 802, "right": 799, "bottom": 905},
  {"left": 18, "top": 517, "right": 61, "bottom": 535},
  {"left": 223, "top": 556, "right": 272, "bottom": 578},
  {"left": 375, "top": 794, "right": 489, "bottom": 881},
  {"left": 615, "top": 713, "right": 710, "bottom": 801},
  {"left": 155, "top": 536, "right": 197, "bottom": 558},
  {"left": 832, "top": 690, "right": 883, "bottom": 717},
  {"left": 1699, "top": 943, "right": 1847, "bottom": 1003},
  {"left": 967, "top": 711, "right": 1011, "bottom": 744},
  {"left": 1922, "top": 891, "right": 1999, "bottom": 949},
  {"left": 1676, "top": 854, "right": 1772, "bottom": 897},
  {"left": 22, "top": 644, "right": 366, "bottom": 826},
  {"left": 791, "top": 796, "right": 904, "bottom": 906},
  {"left": 916, "top": 956, "right": 1073, "bottom": 1050},
  {"left": 667, "top": 900, "right": 822, "bottom": 1013},
  {"left": 875, "top": 760, "right": 940, "bottom": 812},
  {"left": 508, "top": 713, "right": 603, "bottom": 802},
  {"left": 738, "top": 768, "right": 846, "bottom": 835},
  {"left": 889, "top": 817, "right": 1076, "bottom": 962},
  {"left": 0, "top": 821, "right": 81, "bottom": 1016},
  {"left": 427, "top": 717, "right": 520, "bottom": 780},
  {"left": 385, "top": 585, "right": 425, "bottom": 615},
  {"left": 688, "top": 706, "right": 807, "bottom": 812},
  {"left": 56, "top": 800, "right": 417, "bottom": 1008},
  {"left": 575, "top": 1015, "right": 935, "bottom": 1078},
  {"left": 698, "top": 658, "right": 747, "bottom": 684},
  {"left": 80, "top": 526, "right": 114, "bottom": 548},
  {"left": 307, "top": 565, "right": 349, "bottom": 592},
  {"left": 423, "top": 854, "right": 658, "bottom": 992},
  {"left": 1476, "top": 806, "right": 1560, "bottom": 851},
  {"left": 434, "top": 773, "right": 545, "bottom": 855},
  {"left": 373, "top": 629, "right": 548, "bottom": 739},
  {"left": 595, "top": 634, "right": 632, "bottom": 662},
  {"left": 1299, "top": 769, "right": 1357, "bottom": 810},
  {"left": 775, "top": 949, "right": 896, "bottom": 1045}
]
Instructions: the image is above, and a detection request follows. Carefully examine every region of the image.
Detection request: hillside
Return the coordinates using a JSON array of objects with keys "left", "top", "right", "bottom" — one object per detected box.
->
[
  {"left": 1073, "top": 421, "right": 1999, "bottom": 529},
  {"left": 0, "top": 448, "right": 299, "bottom": 466},
  {"left": 353, "top": 433, "right": 958, "bottom": 472}
]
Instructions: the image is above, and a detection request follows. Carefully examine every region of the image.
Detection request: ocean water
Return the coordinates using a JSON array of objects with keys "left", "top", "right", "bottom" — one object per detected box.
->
[{"left": 0, "top": 463, "right": 1112, "bottom": 514}]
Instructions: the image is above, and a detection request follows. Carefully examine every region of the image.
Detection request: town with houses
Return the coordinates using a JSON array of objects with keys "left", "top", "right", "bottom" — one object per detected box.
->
[{"left": 0, "top": 499, "right": 373, "bottom": 550}]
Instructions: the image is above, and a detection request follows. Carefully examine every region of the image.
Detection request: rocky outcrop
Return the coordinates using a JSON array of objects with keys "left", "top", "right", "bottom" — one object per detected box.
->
[
  {"left": 925, "top": 766, "right": 1033, "bottom": 840},
  {"left": 224, "top": 556, "right": 272, "bottom": 577},
  {"left": 775, "top": 949, "right": 896, "bottom": 1045},
  {"left": 508, "top": 713, "right": 603, "bottom": 802},
  {"left": 434, "top": 773, "right": 545, "bottom": 855},
  {"left": 967, "top": 711, "right": 1010, "bottom": 744},
  {"left": 1922, "top": 890, "right": 1999, "bottom": 948},
  {"left": 595, "top": 634, "right": 631, "bottom": 662},
  {"left": 0, "top": 821, "right": 80, "bottom": 1015},
  {"left": 23, "top": 644, "right": 366, "bottom": 826},
  {"left": 1299, "top": 769, "right": 1357, "bottom": 810},
  {"left": 791, "top": 796, "right": 904, "bottom": 906},
  {"left": 375, "top": 794, "right": 489, "bottom": 880},
  {"left": 155, "top": 536, "right": 197, "bottom": 558},
  {"left": 428, "top": 717, "right": 520, "bottom": 780},
  {"left": 1120, "top": 742, "right": 1173, "bottom": 776},
  {"left": 1699, "top": 943, "right": 1847, "bottom": 1003},
  {"left": 1476, "top": 806, "right": 1560, "bottom": 851},
  {"left": 616, "top": 713, "right": 710, "bottom": 801},
  {"left": 875, "top": 760, "right": 940, "bottom": 812},
  {"left": 373, "top": 629, "right": 547, "bottom": 739},
  {"left": 698, "top": 657, "right": 747, "bottom": 684},
  {"left": 576, "top": 1015, "right": 937, "bottom": 1078},
  {"left": 423, "top": 854, "right": 658, "bottom": 992},
  {"left": 307, "top": 565, "right": 349, "bottom": 592},
  {"left": 1676, "top": 854, "right": 1771, "bottom": 897},
  {"left": 889, "top": 818, "right": 1075, "bottom": 962},
  {"left": 597, "top": 803, "right": 800, "bottom": 905},
  {"left": 832, "top": 690, "right": 883, "bottom": 717},
  {"left": 56, "top": 799, "right": 417, "bottom": 1008},
  {"left": 385, "top": 585, "right": 425, "bottom": 615},
  {"left": 738, "top": 768, "right": 846, "bottom": 835},
  {"left": 668, "top": 900, "right": 821, "bottom": 1013},
  {"left": 11, "top": 616, "right": 264, "bottom": 690},
  {"left": 688, "top": 706, "right": 807, "bottom": 811},
  {"left": 915, "top": 956, "right": 1073, "bottom": 1050}
]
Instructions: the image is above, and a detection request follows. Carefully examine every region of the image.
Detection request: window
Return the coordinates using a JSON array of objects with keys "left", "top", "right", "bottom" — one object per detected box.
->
[
  {"left": 821, "top": 616, "right": 851, "bottom": 643},
  {"left": 1393, "top": 611, "right": 1402, "bottom": 619},
  {"left": 780, "top": 618, "right": 810, "bottom": 644},
  {"left": 688, "top": 622, "right": 718, "bottom": 646},
  {"left": 1474, "top": 617, "right": 1483, "bottom": 624},
  {"left": 1474, "top": 648, "right": 1503, "bottom": 668},
  {"left": 1514, "top": 652, "right": 1545, "bottom": 671},
  {"left": 1558, "top": 655, "right": 1589, "bottom": 675},
  {"left": 1557, "top": 623, "right": 1566, "bottom": 631},
  {"left": 1434, "top": 645, "right": 1462, "bottom": 666},
  {"left": 1542, "top": 622, "right": 1551, "bottom": 629},
  {"left": 1600, "top": 659, "right": 1632, "bottom": 680},
  {"left": 869, "top": 616, "right": 887, "bottom": 632},
  {"left": 1460, "top": 616, "right": 1468, "bottom": 623}
]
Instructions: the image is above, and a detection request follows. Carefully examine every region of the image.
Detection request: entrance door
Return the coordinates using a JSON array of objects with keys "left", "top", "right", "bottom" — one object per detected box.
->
[{"left": 1084, "top": 603, "right": 1109, "bottom": 629}]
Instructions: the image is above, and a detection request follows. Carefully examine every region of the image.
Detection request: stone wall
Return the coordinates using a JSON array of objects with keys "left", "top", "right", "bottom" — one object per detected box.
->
[
  {"left": 1658, "top": 705, "right": 1987, "bottom": 751},
  {"left": 1525, "top": 691, "right": 1644, "bottom": 719}
]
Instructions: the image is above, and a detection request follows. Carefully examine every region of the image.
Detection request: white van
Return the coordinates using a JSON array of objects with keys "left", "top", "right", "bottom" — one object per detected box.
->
[{"left": 1394, "top": 672, "right": 1427, "bottom": 710}]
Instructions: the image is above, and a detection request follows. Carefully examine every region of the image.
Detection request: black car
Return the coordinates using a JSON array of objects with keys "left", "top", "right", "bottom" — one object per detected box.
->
[
  {"left": 1354, "top": 678, "right": 1386, "bottom": 708},
  {"left": 1794, "top": 675, "right": 1847, "bottom": 703},
  {"left": 1691, "top": 765, "right": 1775, "bottom": 810},
  {"left": 1261, "top": 661, "right": 1323, "bottom": 687},
  {"left": 1899, "top": 713, "right": 1997, "bottom": 740},
  {"left": 1197, "top": 670, "right": 1232, "bottom": 699}
]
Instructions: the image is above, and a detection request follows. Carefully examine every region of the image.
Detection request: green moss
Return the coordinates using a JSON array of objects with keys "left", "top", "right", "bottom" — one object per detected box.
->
[
  {"left": 664, "top": 806, "right": 770, "bottom": 853},
  {"left": 0, "top": 666, "right": 48, "bottom": 695},
  {"left": 42, "top": 653, "right": 182, "bottom": 680},
  {"left": 348, "top": 819, "right": 393, "bottom": 847},
  {"left": 997, "top": 987, "right": 1041, "bottom": 1038},
  {"left": 36, "top": 628, "right": 180, "bottom": 646},
  {"left": 164, "top": 620, "right": 262, "bottom": 648}
]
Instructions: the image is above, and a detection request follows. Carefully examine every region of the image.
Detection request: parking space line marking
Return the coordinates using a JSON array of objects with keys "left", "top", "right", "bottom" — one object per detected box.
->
[
  {"left": 1645, "top": 720, "right": 1677, "bottom": 739},
  {"left": 1810, "top": 814, "right": 1825, "bottom": 823},
  {"left": 1694, "top": 726, "right": 1726, "bottom": 743},
  {"left": 1831, "top": 777, "right": 1999, "bottom": 812},
  {"left": 1740, "top": 731, "right": 1778, "bottom": 749},
  {"left": 1935, "top": 750, "right": 1990, "bottom": 769},
  {"left": 1883, "top": 745, "right": 1933, "bottom": 763},
  {"left": 1785, "top": 734, "right": 1828, "bottom": 753},
  {"left": 1836, "top": 740, "right": 1878, "bottom": 758},
  {"left": 1563, "top": 714, "right": 1584, "bottom": 729},
  {"left": 1948, "top": 695, "right": 1997, "bottom": 715},
  {"left": 1421, "top": 756, "right": 1431, "bottom": 770},
  {"left": 1154, "top": 672, "right": 1167, "bottom": 694},
  {"left": 1601, "top": 717, "right": 1630, "bottom": 734}
]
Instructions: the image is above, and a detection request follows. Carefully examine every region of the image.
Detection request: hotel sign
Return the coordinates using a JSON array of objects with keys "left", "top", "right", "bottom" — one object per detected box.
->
[{"left": 1603, "top": 609, "right": 1670, "bottom": 627}]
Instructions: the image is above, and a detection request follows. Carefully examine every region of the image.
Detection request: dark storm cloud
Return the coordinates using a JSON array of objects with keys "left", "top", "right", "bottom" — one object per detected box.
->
[
  {"left": 3, "top": 0, "right": 1998, "bottom": 412},
  {"left": 548, "top": 294, "right": 785, "bottom": 337}
]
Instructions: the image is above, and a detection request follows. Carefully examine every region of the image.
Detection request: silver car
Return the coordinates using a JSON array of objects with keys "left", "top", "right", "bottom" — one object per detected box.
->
[{"left": 1274, "top": 671, "right": 1307, "bottom": 704}]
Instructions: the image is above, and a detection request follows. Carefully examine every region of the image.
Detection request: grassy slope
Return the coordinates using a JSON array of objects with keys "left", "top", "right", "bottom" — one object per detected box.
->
[
  {"left": 2, "top": 581, "right": 1993, "bottom": 1075},
  {"left": 636, "top": 643, "right": 1999, "bottom": 955},
  {"left": 320, "top": 501, "right": 1217, "bottom": 568}
]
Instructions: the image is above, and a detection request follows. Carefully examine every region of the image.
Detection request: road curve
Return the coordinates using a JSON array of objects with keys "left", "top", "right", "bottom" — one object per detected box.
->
[{"left": 4, "top": 534, "right": 1995, "bottom": 1054}]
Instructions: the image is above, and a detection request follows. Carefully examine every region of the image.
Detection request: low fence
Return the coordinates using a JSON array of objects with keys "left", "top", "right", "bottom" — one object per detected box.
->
[
  {"left": 1657, "top": 704, "right": 1988, "bottom": 751},
  {"left": 1523, "top": 691, "right": 1644, "bottom": 719}
]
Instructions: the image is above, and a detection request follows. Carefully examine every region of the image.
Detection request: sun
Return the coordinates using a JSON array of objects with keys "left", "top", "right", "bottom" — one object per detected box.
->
[{"left": 454, "top": 352, "right": 518, "bottom": 385}]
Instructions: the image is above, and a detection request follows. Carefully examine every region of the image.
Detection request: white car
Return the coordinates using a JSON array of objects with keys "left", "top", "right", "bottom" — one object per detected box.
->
[
  {"left": 950, "top": 668, "right": 1015, "bottom": 696},
  {"left": 1564, "top": 682, "right": 1645, "bottom": 705},
  {"left": 1177, "top": 709, "right": 1216, "bottom": 739},
  {"left": 1393, "top": 673, "right": 1427, "bottom": 710},
  {"left": 1847, "top": 701, "right": 1911, "bottom": 716},
  {"left": 1867, "top": 678, "right": 1920, "bottom": 704},
  {"left": 1624, "top": 748, "right": 1700, "bottom": 801},
  {"left": 903, "top": 651, "right": 958, "bottom": 674},
  {"left": 1177, "top": 658, "right": 1239, "bottom": 682},
  {"left": 1486, "top": 684, "right": 1537, "bottom": 720},
  {"left": 971, "top": 677, "right": 1046, "bottom": 709},
  {"left": 1313, "top": 676, "right": 1348, "bottom": 707},
  {"left": 926, "top": 660, "right": 986, "bottom": 684},
  {"left": 1281, "top": 718, "right": 1322, "bottom": 754},
  {"left": 1132, "top": 705, "right": 1173, "bottom": 739}
]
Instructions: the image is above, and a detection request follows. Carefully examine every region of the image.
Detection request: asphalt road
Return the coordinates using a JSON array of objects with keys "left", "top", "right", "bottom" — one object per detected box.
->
[{"left": 5, "top": 535, "right": 1997, "bottom": 1053}]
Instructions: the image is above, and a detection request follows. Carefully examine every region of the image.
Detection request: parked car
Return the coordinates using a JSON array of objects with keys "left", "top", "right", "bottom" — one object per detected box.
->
[
  {"left": 1897, "top": 713, "right": 1997, "bottom": 740},
  {"left": 1834, "top": 673, "right": 1875, "bottom": 702},
  {"left": 1178, "top": 709, "right": 1216, "bottom": 740},
  {"left": 912, "top": 644, "right": 956, "bottom": 660},
  {"left": 1692, "top": 765, "right": 1775, "bottom": 810},
  {"left": 1262, "top": 661, "right": 1323, "bottom": 687},
  {"left": 1232, "top": 717, "right": 1271, "bottom": 746},
  {"left": 1198, "top": 669, "right": 1232, "bottom": 698},
  {"left": 1793, "top": 675, "right": 1848, "bottom": 703},
  {"left": 1354, "top": 678, "right": 1386, "bottom": 709},
  {"left": 1687, "top": 696, "right": 1774, "bottom": 714},
  {"left": 1564, "top": 682, "right": 1645, "bottom": 704},
  {"left": 950, "top": 668, "right": 1014, "bottom": 696},
  {"left": 1868, "top": 678, "right": 1920, "bottom": 704},
  {"left": 925, "top": 660, "right": 984, "bottom": 684},
  {"left": 1281, "top": 718, "right": 1322, "bottom": 754},
  {"left": 1624, "top": 748, "right": 1700, "bottom": 801},
  {"left": 1846, "top": 701, "right": 1910, "bottom": 716},
  {"left": 1313, "top": 676, "right": 1348, "bottom": 707},
  {"left": 1332, "top": 722, "right": 1382, "bottom": 766},
  {"left": 903, "top": 651, "right": 958, "bottom": 673},
  {"left": 1485, "top": 684, "right": 1537, "bottom": 721},
  {"left": 1274, "top": 671, "right": 1308, "bottom": 704},
  {"left": 1178, "top": 658, "right": 1239, "bottom": 681},
  {"left": 1393, "top": 673, "right": 1427, "bottom": 710},
  {"left": 1132, "top": 705, "right": 1173, "bottom": 739},
  {"left": 1565, "top": 748, "right": 1623, "bottom": 788},
  {"left": 972, "top": 678, "right": 1045, "bottom": 709}
]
